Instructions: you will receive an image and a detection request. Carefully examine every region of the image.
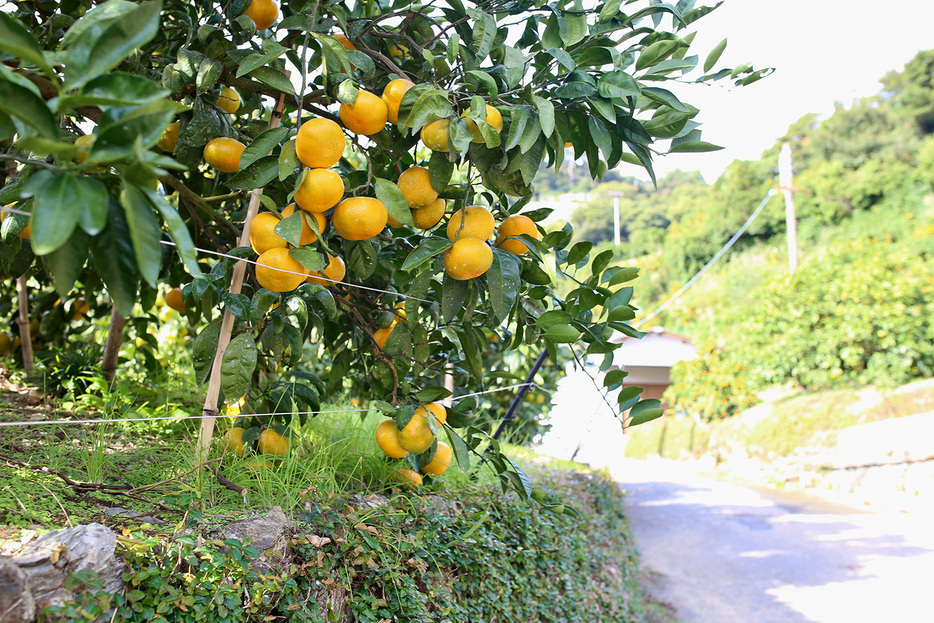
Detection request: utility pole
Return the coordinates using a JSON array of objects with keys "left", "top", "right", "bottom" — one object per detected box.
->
[
  {"left": 779, "top": 143, "right": 798, "bottom": 273},
  {"left": 609, "top": 191, "right": 623, "bottom": 246}
]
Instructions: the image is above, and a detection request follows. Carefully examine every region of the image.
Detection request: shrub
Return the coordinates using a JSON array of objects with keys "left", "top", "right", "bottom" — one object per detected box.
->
[{"left": 663, "top": 339, "right": 759, "bottom": 422}]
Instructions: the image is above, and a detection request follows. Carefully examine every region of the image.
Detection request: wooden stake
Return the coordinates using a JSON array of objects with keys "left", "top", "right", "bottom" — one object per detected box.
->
[
  {"left": 101, "top": 307, "right": 125, "bottom": 383},
  {"left": 196, "top": 92, "right": 288, "bottom": 464},
  {"left": 779, "top": 143, "right": 799, "bottom": 273},
  {"left": 15, "top": 275, "right": 33, "bottom": 375}
]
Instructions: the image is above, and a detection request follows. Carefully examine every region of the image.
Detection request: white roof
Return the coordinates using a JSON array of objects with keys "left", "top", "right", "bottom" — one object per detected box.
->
[{"left": 613, "top": 326, "right": 697, "bottom": 369}]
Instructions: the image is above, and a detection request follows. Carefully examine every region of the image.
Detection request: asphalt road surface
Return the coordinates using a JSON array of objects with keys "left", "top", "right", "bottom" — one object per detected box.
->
[{"left": 610, "top": 459, "right": 934, "bottom": 623}]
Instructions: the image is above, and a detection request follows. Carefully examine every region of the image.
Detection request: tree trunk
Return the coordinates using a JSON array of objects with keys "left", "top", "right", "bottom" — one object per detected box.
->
[
  {"left": 101, "top": 307, "right": 125, "bottom": 384},
  {"left": 15, "top": 275, "right": 33, "bottom": 375}
]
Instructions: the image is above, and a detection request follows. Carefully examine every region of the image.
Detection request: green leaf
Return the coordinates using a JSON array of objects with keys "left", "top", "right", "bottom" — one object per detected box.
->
[
  {"left": 416, "top": 386, "right": 452, "bottom": 402},
  {"left": 72, "top": 177, "right": 109, "bottom": 236},
  {"left": 32, "top": 173, "right": 83, "bottom": 255},
  {"left": 146, "top": 187, "right": 203, "bottom": 277},
  {"left": 704, "top": 38, "right": 727, "bottom": 72},
  {"left": 48, "top": 230, "right": 89, "bottom": 296},
  {"left": 344, "top": 240, "right": 378, "bottom": 279},
  {"left": 643, "top": 109, "right": 690, "bottom": 138},
  {"left": 604, "top": 369, "right": 627, "bottom": 388},
  {"left": 401, "top": 237, "right": 451, "bottom": 272},
  {"left": 0, "top": 12, "right": 53, "bottom": 74},
  {"left": 488, "top": 249, "right": 521, "bottom": 323},
  {"left": 221, "top": 333, "right": 258, "bottom": 401},
  {"left": 669, "top": 140, "right": 724, "bottom": 153},
  {"left": 336, "top": 79, "right": 359, "bottom": 106},
  {"left": 375, "top": 178, "right": 413, "bottom": 227},
  {"left": 191, "top": 321, "right": 221, "bottom": 386},
  {"left": 120, "top": 181, "right": 163, "bottom": 288},
  {"left": 635, "top": 39, "right": 680, "bottom": 71},
  {"left": 444, "top": 426, "right": 471, "bottom": 471},
  {"left": 91, "top": 100, "right": 180, "bottom": 162},
  {"left": 607, "top": 267, "right": 640, "bottom": 286},
  {"left": 67, "top": 0, "right": 163, "bottom": 90},
  {"left": 278, "top": 139, "right": 298, "bottom": 181},
  {"left": 598, "top": 70, "right": 641, "bottom": 100},
  {"left": 66, "top": 73, "right": 169, "bottom": 109},
  {"left": 544, "top": 324, "right": 581, "bottom": 343},
  {"left": 289, "top": 247, "right": 325, "bottom": 272},
  {"left": 545, "top": 48, "right": 575, "bottom": 71},
  {"left": 465, "top": 70, "right": 498, "bottom": 98},
  {"left": 503, "top": 106, "right": 531, "bottom": 152},
  {"left": 629, "top": 399, "right": 664, "bottom": 426},
  {"left": 467, "top": 8, "right": 498, "bottom": 60},
  {"left": 221, "top": 293, "right": 250, "bottom": 320},
  {"left": 195, "top": 57, "right": 223, "bottom": 95},
  {"left": 89, "top": 198, "right": 139, "bottom": 316},
  {"left": 566, "top": 241, "right": 592, "bottom": 265},
  {"left": 598, "top": 0, "right": 624, "bottom": 22},
  {"left": 274, "top": 211, "right": 301, "bottom": 247},
  {"left": 228, "top": 155, "right": 279, "bottom": 189},
  {"left": 429, "top": 151, "right": 454, "bottom": 192},
  {"left": 617, "top": 386, "right": 641, "bottom": 412},
  {"left": 532, "top": 96, "right": 555, "bottom": 139},
  {"left": 535, "top": 310, "right": 571, "bottom": 327},
  {"left": 0, "top": 79, "right": 58, "bottom": 139},
  {"left": 398, "top": 88, "right": 454, "bottom": 131},
  {"left": 248, "top": 66, "right": 296, "bottom": 96},
  {"left": 607, "top": 306, "right": 636, "bottom": 322},
  {"left": 441, "top": 274, "right": 468, "bottom": 322},
  {"left": 641, "top": 86, "right": 690, "bottom": 112}
]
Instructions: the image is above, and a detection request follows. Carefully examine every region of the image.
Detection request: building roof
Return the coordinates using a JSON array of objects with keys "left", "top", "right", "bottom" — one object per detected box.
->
[{"left": 612, "top": 326, "right": 697, "bottom": 369}]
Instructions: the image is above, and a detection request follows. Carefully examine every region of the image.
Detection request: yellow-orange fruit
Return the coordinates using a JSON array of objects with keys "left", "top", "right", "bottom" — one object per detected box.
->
[
  {"left": 249, "top": 212, "right": 288, "bottom": 255},
  {"left": 375, "top": 420, "right": 408, "bottom": 458},
  {"left": 420, "top": 118, "right": 450, "bottom": 152},
  {"left": 295, "top": 118, "right": 345, "bottom": 169},
  {"left": 381, "top": 79, "right": 416, "bottom": 125},
  {"left": 203, "top": 137, "right": 245, "bottom": 173},
  {"left": 412, "top": 198, "right": 445, "bottom": 229},
  {"left": 245, "top": 0, "right": 278, "bottom": 30},
  {"left": 392, "top": 468, "right": 422, "bottom": 489},
  {"left": 282, "top": 203, "right": 325, "bottom": 246},
  {"left": 216, "top": 86, "right": 242, "bottom": 114},
  {"left": 339, "top": 90, "right": 388, "bottom": 136},
  {"left": 398, "top": 412, "right": 434, "bottom": 454},
  {"left": 224, "top": 427, "right": 247, "bottom": 456},
  {"left": 415, "top": 402, "right": 447, "bottom": 425},
  {"left": 332, "top": 197, "right": 388, "bottom": 241},
  {"left": 255, "top": 247, "right": 308, "bottom": 292},
  {"left": 164, "top": 288, "right": 186, "bottom": 312},
  {"left": 446, "top": 206, "right": 495, "bottom": 241},
  {"left": 495, "top": 214, "right": 540, "bottom": 255},
  {"left": 306, "top": 254, "right": 346, "bottom": 287},
  {"left": 257, "top": 428, "right": 290, "bottom": 456},
  {"left": 157, "top": 122, "right": 180, "bottom": 152},
  {"left": 397, "top": 166, "right": 438, "bottom": 208},
  {"left": 421, "top": 441, "right": 452, "bottom": 476},
  {"left": 293, "top": 168, "right": 345, "bottom": 213},
  {"left": 463, "top": 104, "right": 503, "bottom": 143},
  {"left": 444, "top": 238, "right": 493, "bottom": 281},
  {"left": 373, "top": 325, "right": 394, "bottom": 349}
]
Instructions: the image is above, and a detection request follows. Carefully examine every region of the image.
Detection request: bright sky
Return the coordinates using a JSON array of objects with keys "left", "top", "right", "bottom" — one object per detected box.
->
[{"left": 645, "top": 0, "right": 934, "bottom": 183}]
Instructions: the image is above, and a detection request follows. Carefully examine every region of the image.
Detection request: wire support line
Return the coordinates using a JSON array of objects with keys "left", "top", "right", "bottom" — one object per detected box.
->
[
  {"left": 157, "top": 240, "right": 434, "bottom": 304},
  {"left": 634, "top": 188, "right": 777, "bottom": 329}
]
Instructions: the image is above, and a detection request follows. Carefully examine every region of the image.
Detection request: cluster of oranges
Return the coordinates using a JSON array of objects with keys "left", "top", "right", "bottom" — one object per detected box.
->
[{"left": 375, "top": 401, "right": 453, "bottom": 488}]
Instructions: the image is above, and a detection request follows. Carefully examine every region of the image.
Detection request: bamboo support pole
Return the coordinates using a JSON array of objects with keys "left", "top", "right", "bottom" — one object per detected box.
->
[
  {"left": 196, "top": 92, "right": 288, "bottom": 466},
  {"left": 15, "top": 275, "right": 33, "bottom": 375},
  {"left": 101, "top": 307, "right": 125, "bottom": 384}
]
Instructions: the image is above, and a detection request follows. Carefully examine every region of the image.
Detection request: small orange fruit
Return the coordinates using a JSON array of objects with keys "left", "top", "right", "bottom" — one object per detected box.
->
[
  {"left": 463, "top": 104, "right": 503, "bottom": 143},
  {"left": 203, "top": 137, "right": 245, "bottom": 173},
  {"left": 392, "top": 468, "right": 423, "bottom": 489},
  {"left": 71, "top": 297, "right": 90, "bottom": 321},
  {"left": 216, "top": 86, "right": 242, "bottom": 114},
  {"left": 157, "top": 122, "right": 180, "bottom": 152},
  {"left": 249, "top": 212, "right": 288, "bottom": 255},
  {"left": 293, "top": 168, "right": 345, "bottom": 213},
  {"left": 255, "top": 247, "right": 308, "bottom": 292},
  {"left": 420, "top": 118, "right": 450, "bottom": 152},
  {"left": 375, "top": 420, "right": 408, "bottom": 458},
  {"left": 333, "top": 33, "right": 356, "bottom": 50},
  {"left": 444, "top": 238, "right": 493, "bottom": 280},
  {"left": 415, "top": 402, "right": 447, "bottom": 425},
  {"left": 244, "top": 0, "right": 278, "bottom": 30},
  {"left": 397, "top": 166, "right": 438, "bottom": 208},
  {"left": 257, "top": 428, "right": 290, "bottom": 456},
  {"left": 165, "top": 288, "right": 186, "bottom": 312},
  {"left": 224, "top": 427, "right": 247, "bottom": 456},
  {"left": 495, "top": 214, "right": 539, "bottom": 255},
  {"left": 306, "top": 254, "right": 346, "bottom": 287},
  {"left": 422, "top": 441, "right": 452, "bottom": 476},
  {"left": 373, "top": 325, "right": 394, "bottom": 349},
  {"left": 74, "top": 134, "right": 94, "bottom": 163},
  {"left": 399, "top": 412, "right": 434, "bottom": 454},
  {"left": 381, "top": 79, "right": 416, "bottom": 125},
  {"left": 446, "top": 206, "right": 495, "bottom": 241},
  {"left": 295, "top": 118, "right": 345, "bottom": 169},
  {"left": 282, "top": 203, "right": 325, "bottom": 245},
  {"left": 339, "top": 90, "right": 388, "bottom": 136},
  {"left": 332, "top": 197, "right": 388, "bottom": 241},
  {"left": 412, "top": 198, "right": 445, "bottom": 229}
]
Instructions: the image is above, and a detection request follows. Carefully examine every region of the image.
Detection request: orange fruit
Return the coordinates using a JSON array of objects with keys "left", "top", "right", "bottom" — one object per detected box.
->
[
  {"left": 420, "top": 118, "right": 450, "bottom": 152},
  {"left": 257, "top": 428, "right": 289, "bottom": 456},
  {"left": 446, "top": 206, "right": 495, "bottom": 241},
  {"left": 415, "top": 402, "right": 447, "bottom": 425},
  {"left": 216, "top": 86, "right": 242, "bottom": 114},
  {"left": 306, "top": 254, "right": 346, "bottom": 287},
  {"left": 397, "top": 166, "right": 438, "bottom": 208},
  {"left": 332, "top": 197, "right": 388, "bottom": 241},
  {"left": 339, "top": 90, "right": 388, "bottom": 136},
  {"left": 203, "top": 137, "right": 245, "bottom": 173},
  {"left": 293, "top": 168, "right": 345, "bottom": 213},
  {"left": 224, "top": 427, "right": 247, "bottom": 456},
  {"left": 157, "top": 122, "right": 179, "bottom": 152},
  {"left": 0, "top": 206, "right": 30, "bottom": 239},
  {"left": 373, "top": 325, "right": 394, "bottom": 349},
  {"left": 495, "top": 214, "right": 539, "bottom": 255},
  {"left": 255, "top": 247, "right": 308, "bottom": 292},
  {"left": 381, "top": 79, "right": 416, "bottom": 125},
  {"left": 295, "top": 118, "right": 345, "bottom": 169},
  {"left": 421, "top": 441, "right": 452, "bottom": 476},
  {"left": 412, "top": 198, "right": 445, "bottom": 229},
  {"left": 249, "top": 212, "right": 288, "bottom": 255},
  {"left": 444, "top": 238, "right": 493, "bottom": 280},
  {"left": 282, "top": 203, "right": 325, "bottom": 245},
  {"left": 392, "top": 468, "right": 422, "bottom": 489},
  {"left": 165, "top": 288, "right": 186, "bottom": 312},
  {"left": 398, "top": 412, "right": 434, "bottom": 454},
  {"left": 71, "top": 297, "right": 90, "bottom": 321},
  {"left": 463, "top": 104, "right": 503, "bottom": 143},
  {"left": 375, "top": 420, "right": 408, "bottom": 458},
  {"left": 244, "top": 0, "right": 278, "bottom": 30},
  {"left": 564, "top": 141, "right": 573, "bottom": 148},
  {"left": 334, "top": 33, "right": 356, "bottom": 50}
]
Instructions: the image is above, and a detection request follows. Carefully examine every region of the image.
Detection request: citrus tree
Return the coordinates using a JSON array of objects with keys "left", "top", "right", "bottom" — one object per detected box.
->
[{"left": 0, "top": 0, "right": 767, "bottom": 494}]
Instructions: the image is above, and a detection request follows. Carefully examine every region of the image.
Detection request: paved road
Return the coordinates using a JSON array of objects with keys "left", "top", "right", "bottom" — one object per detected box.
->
[{"left": 609, "top": 459, "right": 934, "bottom": 623}]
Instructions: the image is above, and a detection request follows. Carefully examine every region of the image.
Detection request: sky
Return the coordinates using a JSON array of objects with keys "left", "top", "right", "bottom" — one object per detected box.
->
[{"left": 645, "top": 0, "right": 934, "bottom": 183}]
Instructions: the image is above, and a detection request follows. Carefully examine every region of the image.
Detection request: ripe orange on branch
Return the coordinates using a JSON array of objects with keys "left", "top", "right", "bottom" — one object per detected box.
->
[
  {"left": 463, "top": 104, "right": 503, "bottom": 143},
  {"left": 375, "top": 420, "right": 408, "bottom": 458},
  {"left": 249, "top": 212, "right": 287, "bottom": 254},
  {"left": 399, "top": 411, "right": 435, "bottom": 454},
  {"left": 444, "top": 238, "right": 493, "bottom": 280},
  {"left": 496, "top": 215, "right": 539, "bottom": 255},
  {"left": 295, "top": 118, "right": 345, "bottom": 169},
  {"left": 216, "top": 86, "right": 242, "bottom": 114},
  {"left": 257, "top": 428, "right": 290, "bottom": 456},
  {"left": 446, "top": 206, "right": 495, "bottom": 241},
  {"left": 306, "top": 253, "right": 346, "bottom": 287},
  {"left": 244, "top": 0, "right": 278, "bottom": 30},
  {"left": 332, "top": 197, "right": 388, "bottom": 241},
  {"left": 415, "top": 402, "right": 447, "bottom": 425},
  {"left": 165, "top": 288, "right": 186, "bottom": 312},
  {"left": 381, "top": 79, "right": 415, "bottom": 125},
  {"left": 282, "top": 203, "right": 325, "bottom": 245},
  {"left": 420, "top": 118, "right": 450, "bottom": 152},
  {"left": 397, "top": 166, "right": 438, "bottom": 207},
  {"left": 203, "top": 137, "right": 245, "bottom": 173},
  {"left": 339, "top": 90, "right": 388, "bottom": 136},
  {"left": 255, "top": 247, "right": 308, "bottom": 292},
  {"left": 157, "top": 122, "right": 179, "bottom": 152},
  {"left": 422, "top": 441, "right": 452, "bottom": 476},
  {"left": 294, "top": 168, "right": 344, "bottom": 213},
  {"left": 412, "top": 198, "right": 445, "bottom": 229}
]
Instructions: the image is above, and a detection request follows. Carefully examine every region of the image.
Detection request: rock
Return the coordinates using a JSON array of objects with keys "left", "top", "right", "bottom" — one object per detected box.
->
[
  {"left": 12, "top": 523, "right": 124, "bottom": 609},
  {"left": 215, "top": 506, "right": 297, "bottom": 573},
  {"left": 0, "top": 558, "right": 35, "bottom": 623}
]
